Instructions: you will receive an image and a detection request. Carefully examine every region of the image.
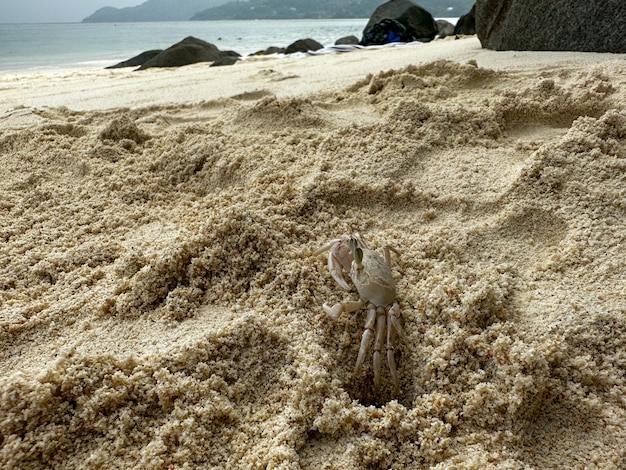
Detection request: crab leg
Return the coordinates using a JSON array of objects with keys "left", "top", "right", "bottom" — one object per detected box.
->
[
  {"left": 354, "top": 303, "right": 376, "bottom": 374},
  {"left": 388, "top": 302, "right": 405, "bottom": 340},
  {"left": 372, "top": 307, "right": 387, "bottom": 390},
  {"left": 310, "top": 239, "right": 342, "bottom": 256},
  {"left": 387, "top": 303, "right": 401, "bottom": 393},
  {"left": 382, "top": 245, "right": 401, "bottom": 269}
]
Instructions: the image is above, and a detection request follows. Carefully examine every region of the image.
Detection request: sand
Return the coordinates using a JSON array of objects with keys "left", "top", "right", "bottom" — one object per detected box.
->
[{"left": 1, "top": 37, "right": 625, "bottom": 468}]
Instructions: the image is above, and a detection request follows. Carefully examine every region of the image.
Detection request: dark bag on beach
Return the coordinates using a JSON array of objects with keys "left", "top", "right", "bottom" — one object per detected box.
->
[{"left": 360, "top": 19, "right": 413, "bottom": 46}]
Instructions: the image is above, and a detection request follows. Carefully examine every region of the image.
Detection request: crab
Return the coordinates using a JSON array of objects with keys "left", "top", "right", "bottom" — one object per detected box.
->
[{"left": 312, "top": 234, "right": 404, "bottom": 392}]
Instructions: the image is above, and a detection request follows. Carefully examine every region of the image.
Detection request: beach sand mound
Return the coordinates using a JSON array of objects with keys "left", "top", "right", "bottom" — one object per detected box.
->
[{"left": 1, "top": 59, "right": 626, "bottom": 468}]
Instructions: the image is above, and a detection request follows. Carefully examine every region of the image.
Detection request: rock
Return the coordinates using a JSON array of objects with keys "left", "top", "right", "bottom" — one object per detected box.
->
[
  {"left": 250, "top": 46, "right": 286, "bottom": 56},
  {"left": 454, "top": 4, "right": 476, "bottom": 35},
  {"left": 105, "top": 49, "right": 163, "bottom": 69},
  {"left": 211, "top": 56, "right": 239, "bottom": 67},
  {"left": 284, "top": 38, "right": 324, "bottom": 54},
  {"left": 476, "top": 0, "right": 626, "bottom": 52},
  {"left": 219, "top": 50, "right": 241, "bottom": 59},
  {"left": 335, "top": 35, "right": 359, "bottom": 45},
  {"left": 360, "top": 19, "right": 414, "bottom": 46},
  {"left": 138, "top": 36, "right": 222, "bottom": 70},
  {"left": 362, "top": 0, "right": 438, "bottom": 43},
  {"left": 436, "top": 19, "right": 455, "bottom": 38},
  {"left": 211, "top": 50, "right": 241, "bottom": 67}
]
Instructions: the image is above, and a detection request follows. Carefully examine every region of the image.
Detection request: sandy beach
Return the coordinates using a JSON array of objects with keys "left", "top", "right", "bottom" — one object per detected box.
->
[{"left": 1, "top": 36, "right": 625, "bottom": 468}]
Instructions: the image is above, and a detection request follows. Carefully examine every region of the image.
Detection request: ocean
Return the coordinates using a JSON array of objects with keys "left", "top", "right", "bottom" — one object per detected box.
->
[{"left": 0, "top": 19, "right": 457, "bottom": 73}]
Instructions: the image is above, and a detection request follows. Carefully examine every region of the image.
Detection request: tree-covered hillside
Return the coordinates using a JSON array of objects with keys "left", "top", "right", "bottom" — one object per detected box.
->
[
  {"left": 83, "top": 0, "right": 475, "bottom": 23},
  {"left": 192, "top": 0, "right": 475, "bottom": 20},
  {"left": 83, "top": 0, "right": 230, "bottom": 22}
]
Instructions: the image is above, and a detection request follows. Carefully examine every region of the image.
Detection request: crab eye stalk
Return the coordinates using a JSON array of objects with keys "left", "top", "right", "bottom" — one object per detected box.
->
[
  {"left": 354, "top": 246, "right": 363, "bottom": 264},
  {"left": 349, "top": 238, "right": 359, "bottom": 255}
]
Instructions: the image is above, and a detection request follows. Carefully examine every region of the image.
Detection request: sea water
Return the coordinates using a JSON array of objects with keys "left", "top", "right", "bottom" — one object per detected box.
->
[
  {"left": 0, "top": 20, "right": 369, "bottom": 72},
  {"left": 0, "top": 18, "right": 458, "bottom": 73}
]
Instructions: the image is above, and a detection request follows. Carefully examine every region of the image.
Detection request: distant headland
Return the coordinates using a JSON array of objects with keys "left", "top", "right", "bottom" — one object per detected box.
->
[{"left": 82, "top": 0, "right": 475, "bottom": 22}]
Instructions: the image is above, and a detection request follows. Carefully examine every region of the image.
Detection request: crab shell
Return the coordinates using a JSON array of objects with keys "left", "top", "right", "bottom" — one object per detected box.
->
[{"left": 350, "top": 248, "right": 397, "bottom": 307}]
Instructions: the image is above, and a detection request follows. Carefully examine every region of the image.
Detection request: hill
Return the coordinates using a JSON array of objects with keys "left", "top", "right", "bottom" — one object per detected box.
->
[
  {"left": 191, "top": 0, "right": 476, "bottom": 20},
  {"left": 82, "top": 0, "right": 230, "bottom": 22},
  {"left": 83, "top": 0, "right": 475, "bottom": 22}
]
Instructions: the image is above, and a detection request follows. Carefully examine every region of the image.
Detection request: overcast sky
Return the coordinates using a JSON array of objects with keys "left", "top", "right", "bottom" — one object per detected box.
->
[{"left": 0, "top": 0, "right": 141, "bottom": 23}]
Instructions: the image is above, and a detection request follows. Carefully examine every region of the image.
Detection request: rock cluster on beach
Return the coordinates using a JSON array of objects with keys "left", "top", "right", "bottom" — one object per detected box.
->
[
  {"left": 107, "top": 36, "right": 241, "bottom": 70},
  {"left": 361, "top": 0, "right": 438, "bottom": 45},
  {"left": 105, "top": 0, "right": 626, "bottom": 71},
  {"left": 106, "top": 0, "right": 477, "bottom": 70},
  {"left": 454, "top": 4, "right": 476, "bottom": 35}
]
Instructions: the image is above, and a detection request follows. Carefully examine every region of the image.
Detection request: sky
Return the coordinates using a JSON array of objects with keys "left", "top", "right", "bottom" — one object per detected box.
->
[{"left": 0, "top": 0, "right": 142, "bottom": 23}]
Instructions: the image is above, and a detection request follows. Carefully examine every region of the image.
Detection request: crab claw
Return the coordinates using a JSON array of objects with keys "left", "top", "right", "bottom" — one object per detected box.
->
[
  {"left": 323, "top": 300, "right": 363, "bottom": 320},
  {"left": 323, "top": 302, "right": 343, "bottom": 320},
  {"left": 329, "top": 252, "right": 351, "bottom": 290},
  {"left": 311, "top": 238, "right": 352, "bottom": 290}
]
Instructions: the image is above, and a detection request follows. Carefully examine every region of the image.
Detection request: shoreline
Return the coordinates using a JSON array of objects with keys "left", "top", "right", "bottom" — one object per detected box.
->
[
  {"left": 2, "top": 37, "right": 625, "bottom": 116},
  {"left": 0, "top": 18, "right": 459, "bottom": 73},
  {"left": 0, "top": 18, "right": 371, "bottom": 74}
]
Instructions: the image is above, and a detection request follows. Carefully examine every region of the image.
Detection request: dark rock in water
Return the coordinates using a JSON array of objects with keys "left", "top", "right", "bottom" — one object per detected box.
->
[
  {"left": 454, "top": 4, "right": 476, "bottom": 35},
  {"left": 335, "top": 35, "right": 359, "bottom": 45},
  {"left": 436, "top": 19, "right": 455, "bottom": 38},
  {"left": 362, "top": 0, "right": 438, "bottom": 44},
  {"left": 138, "top": 36, "right": 222, "bottom": 70},
  {"left": 285, "top": 38, "right": 324, "bottom": 54},
  {"left": 476, "top": 0, "right": 626, "bottom": 52},
  {"left": 251, "top": 46, "right": 286, "bottom": 56},
  {"left": 106, "top": 49, "right": 163, "bottom": 69}
]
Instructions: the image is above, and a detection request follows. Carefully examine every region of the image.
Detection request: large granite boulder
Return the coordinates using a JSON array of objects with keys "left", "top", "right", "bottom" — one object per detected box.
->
[
  {"left": 361, "top": 19, "right": 414, "bottom": 46},
  {"left": 211, "top": 55, "right": 239, "bottom": 67},
  {"left": 362, "top": 0, "right": 438, "bottom": 43},
  {"left": 138, "top": 36, "right": 222, "bottom": 70},
  {"left": 436, "top": 19, "right": 455, "bottom": 38},
  {"left": 106, "top": 49, "right": 163, "bottom": 69},
  {"left": 335, "top": 35, "right": 360, "bottom": 46},
  {"left": 210, "top": 50, "right": 241, "bottom": 67},
  {"left": 476, "top": 0, "right": 626, "bottom": 52},
  {"left": 285, "top": 38, "right": 324, "bottom": 54},
  {"left": 454, "top": 4, "right": 476, "bottom": 35},
  {"left": 251, "top": 46, "right": 286, "bottom": 56}
]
